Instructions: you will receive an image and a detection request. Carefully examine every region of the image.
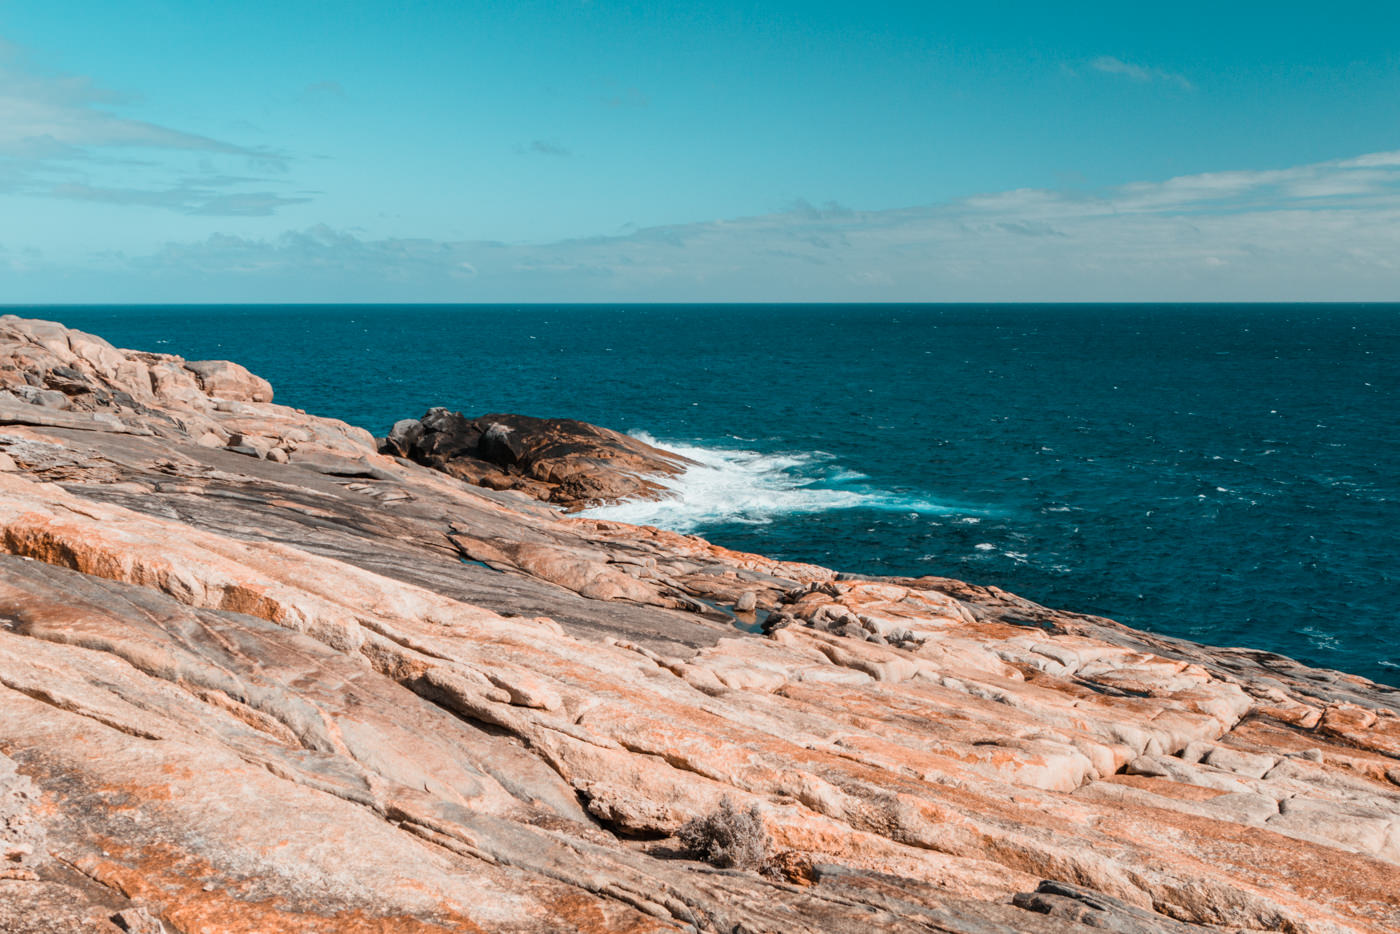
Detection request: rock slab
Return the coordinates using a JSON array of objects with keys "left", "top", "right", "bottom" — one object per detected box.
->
[{"left": 0, "top": 315, "right": 1396, "bottom": 933}]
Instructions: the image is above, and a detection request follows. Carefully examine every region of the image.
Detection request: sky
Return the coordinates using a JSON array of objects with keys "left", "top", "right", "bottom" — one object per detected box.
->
[{"left": 1, "top": 0, "right": 1398, "bottom": 302}]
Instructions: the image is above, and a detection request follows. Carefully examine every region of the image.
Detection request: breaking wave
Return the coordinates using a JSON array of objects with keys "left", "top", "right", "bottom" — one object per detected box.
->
[{"left": 580, "top": 433, "right": 969, "bottom": 532}]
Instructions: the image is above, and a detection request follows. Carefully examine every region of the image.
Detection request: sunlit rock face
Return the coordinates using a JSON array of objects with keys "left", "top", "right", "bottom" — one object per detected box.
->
[{"left": 0, "top": 314, "right": 1397, "bottom": 933}]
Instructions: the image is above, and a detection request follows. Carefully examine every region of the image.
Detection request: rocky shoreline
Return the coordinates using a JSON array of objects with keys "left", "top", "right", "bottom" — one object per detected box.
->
[{"left": 0, "top": 313, "right": 1397, "bottom": 933}]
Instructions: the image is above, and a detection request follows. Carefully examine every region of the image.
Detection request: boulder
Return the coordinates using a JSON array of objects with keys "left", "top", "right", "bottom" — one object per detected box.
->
[
  {"left": 184, "top": 359, "right": 274, "bottom": 403},
  {"left": 225, "top": 433, "right": 272, "bottom": 459},
  {"left": 383, "top": 418, "right": 424, "bottom": 457}
]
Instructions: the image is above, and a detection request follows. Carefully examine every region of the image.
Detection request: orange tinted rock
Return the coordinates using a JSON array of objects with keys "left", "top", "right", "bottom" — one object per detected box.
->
[
  {"left": 183, "top": 359, "right": 274, "bottom": 403},
  {"left": 767, "top": 849, "right": 817, "bottom": 886},
  {"left": 0, "top": 315, "right": 1397, "bottom": 934}
]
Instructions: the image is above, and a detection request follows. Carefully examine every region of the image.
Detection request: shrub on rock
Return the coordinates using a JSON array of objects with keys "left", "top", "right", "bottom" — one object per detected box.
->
[{"left": 677, "top": 798, "right": 770, "bottom": 870}]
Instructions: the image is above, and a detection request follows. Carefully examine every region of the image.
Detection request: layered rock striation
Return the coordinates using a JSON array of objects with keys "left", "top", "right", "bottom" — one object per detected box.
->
[{"left": 0, "top": 314, "right": 1397, "bottom": 933}]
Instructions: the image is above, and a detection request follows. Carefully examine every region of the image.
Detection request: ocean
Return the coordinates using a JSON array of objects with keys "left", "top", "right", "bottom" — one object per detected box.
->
[{"left": 31, "top": 303, "right": 1400, "bottom": 685}]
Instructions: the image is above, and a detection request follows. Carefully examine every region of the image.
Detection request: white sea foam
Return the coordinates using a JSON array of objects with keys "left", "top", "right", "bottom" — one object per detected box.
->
[{"left": 580, "top": 433, "right": 967, "bottom": 532}]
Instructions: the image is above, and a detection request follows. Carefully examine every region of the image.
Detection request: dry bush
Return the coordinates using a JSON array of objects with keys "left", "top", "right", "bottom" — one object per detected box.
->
[{"left": 677, "top": 797, "right": 771, "bottom": 870}]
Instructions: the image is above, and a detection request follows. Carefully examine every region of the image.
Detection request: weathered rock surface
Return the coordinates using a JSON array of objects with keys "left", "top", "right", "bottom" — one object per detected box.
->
[
  {"left": 0, "top": 314, "right": 1396, "bottom": 933},
  {"left": 382, "top": 408, "right": 694, "bottom": 509},
  {"left": 1, "top": 752, "right": 45, "bottom": 880}
]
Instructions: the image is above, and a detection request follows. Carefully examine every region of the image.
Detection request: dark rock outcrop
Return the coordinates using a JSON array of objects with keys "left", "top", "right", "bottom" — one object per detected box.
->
[{"left": 382, "top": 407, "right": 694, "bottom": 509}]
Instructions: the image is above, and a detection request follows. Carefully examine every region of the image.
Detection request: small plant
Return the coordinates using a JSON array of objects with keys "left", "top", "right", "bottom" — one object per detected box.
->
[{"left": 677, "top": 797, "right": 771, "bottom": 870}]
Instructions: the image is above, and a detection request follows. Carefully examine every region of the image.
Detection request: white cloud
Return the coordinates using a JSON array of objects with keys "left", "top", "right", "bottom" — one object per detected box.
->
[
  {"left": 47, "top": 182, "right": 309, "bottom": 216},
  {"left": 0, "top": 49, "right": 275, "bottom": 160},
  {"left": 7, "top": 149, "right": 1400, "bottom": 302},
  {"left": 0, "top": 39, "right": 297, "bottom": 215},
  {"left": 1089, "top": 55, "right": 1194, "bottom": 91}
]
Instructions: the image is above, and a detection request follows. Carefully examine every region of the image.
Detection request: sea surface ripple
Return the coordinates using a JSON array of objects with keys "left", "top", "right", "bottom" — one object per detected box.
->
[{"left": 43, "top": 303, "right": 1400, "bottom": 685}]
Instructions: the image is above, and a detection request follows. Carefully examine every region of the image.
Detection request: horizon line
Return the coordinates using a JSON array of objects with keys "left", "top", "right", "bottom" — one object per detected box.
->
[{"left": 5, "top": 300, "right": 1399, "bottom": 309}]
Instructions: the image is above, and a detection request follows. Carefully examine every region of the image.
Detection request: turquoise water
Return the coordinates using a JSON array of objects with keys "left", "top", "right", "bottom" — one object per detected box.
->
[{"left": 32, "top": 303, "right": 1400, "bottom": 685}]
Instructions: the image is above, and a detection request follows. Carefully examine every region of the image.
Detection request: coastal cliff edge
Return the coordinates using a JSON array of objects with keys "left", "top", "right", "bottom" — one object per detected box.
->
[{"left": 0, "top": 314, "right": 1397, "bottom": 934}]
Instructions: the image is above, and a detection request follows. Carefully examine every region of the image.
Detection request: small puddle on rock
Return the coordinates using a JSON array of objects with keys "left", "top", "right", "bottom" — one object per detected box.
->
[{"left": 687, "top": 596, "right": 769, "bottom": 634}]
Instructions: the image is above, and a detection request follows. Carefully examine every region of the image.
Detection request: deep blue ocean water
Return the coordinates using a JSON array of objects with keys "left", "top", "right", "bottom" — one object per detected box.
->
[{"left": 27, "top": 304, "right": 1400, "bottom": 685}]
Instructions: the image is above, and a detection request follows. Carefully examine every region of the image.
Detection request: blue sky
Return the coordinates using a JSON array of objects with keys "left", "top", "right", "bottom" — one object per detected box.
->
[{"left": 1, "top": 0, "right": 1398, "bottom": 301}]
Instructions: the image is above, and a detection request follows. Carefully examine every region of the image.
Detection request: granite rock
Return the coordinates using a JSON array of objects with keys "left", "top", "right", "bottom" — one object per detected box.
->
[{"left": 0, "top": 316, "right": 1396, "bottom": 933}]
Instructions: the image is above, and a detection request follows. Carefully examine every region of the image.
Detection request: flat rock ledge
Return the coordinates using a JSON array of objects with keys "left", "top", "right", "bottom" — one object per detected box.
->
[{"left": 0, "top": 314, "right": 1398, "bottom": 934}]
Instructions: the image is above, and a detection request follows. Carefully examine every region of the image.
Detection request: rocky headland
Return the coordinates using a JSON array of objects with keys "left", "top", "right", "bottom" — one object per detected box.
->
[{"left": 0, "top": 314, "right": 1397, "bottom": 933}]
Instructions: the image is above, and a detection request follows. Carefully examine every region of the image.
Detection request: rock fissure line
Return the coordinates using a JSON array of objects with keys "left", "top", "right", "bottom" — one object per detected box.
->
[{"left": 0, "top": 679, "right": 166, "bottom": 743}]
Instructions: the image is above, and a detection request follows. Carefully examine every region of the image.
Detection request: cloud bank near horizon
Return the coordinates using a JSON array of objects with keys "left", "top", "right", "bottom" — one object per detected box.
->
[{"left": 6, "top": 148, "right": 1400, "bottom": 303}]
